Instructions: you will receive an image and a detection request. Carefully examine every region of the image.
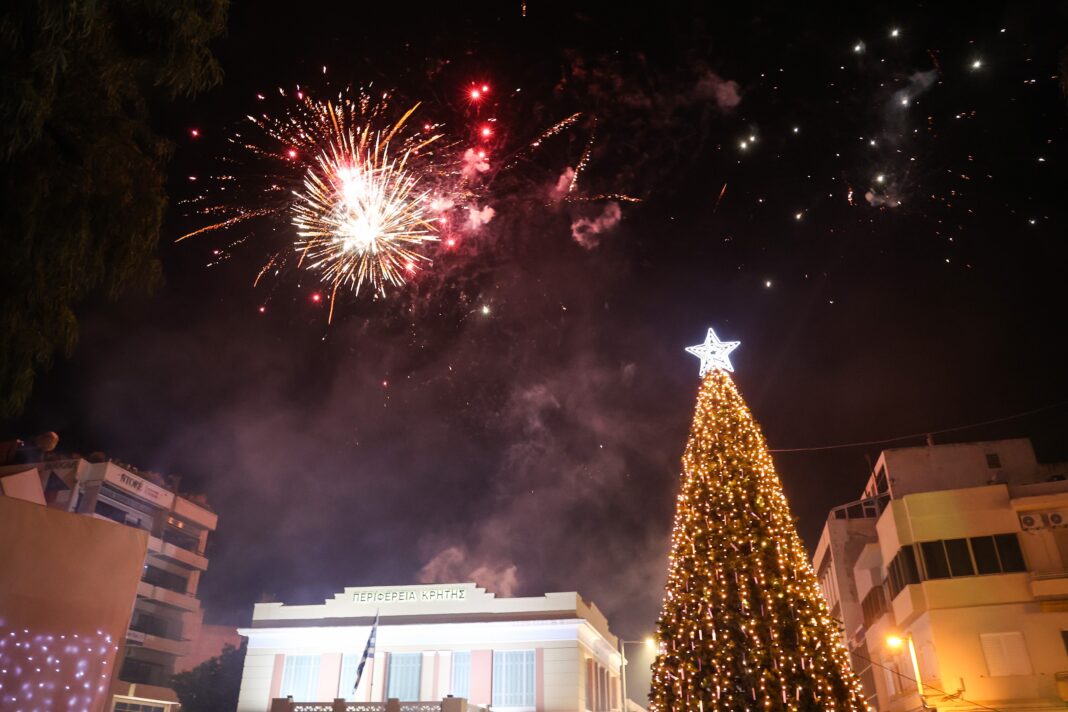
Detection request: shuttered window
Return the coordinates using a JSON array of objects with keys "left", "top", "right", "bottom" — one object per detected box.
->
[
  {"left": 980, "top": 632, "right": 1032, "bottom": 676},
  {"left": 451, "top": 651, "right": 471, "bottom": 698},
  {"left": 387, "top": 652, "right": 422, "bottom": 701},
  {"left": 492, "top": 650, "right": 535, "bottom": 707},
  {"left": 280, "top": 655, "right": 320, "bottom": 701}
]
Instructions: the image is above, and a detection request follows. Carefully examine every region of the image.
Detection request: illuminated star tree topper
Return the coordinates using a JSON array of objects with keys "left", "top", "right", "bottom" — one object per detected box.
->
[{"left": 684, "top": 327, "right": 740, "bottom": 375}]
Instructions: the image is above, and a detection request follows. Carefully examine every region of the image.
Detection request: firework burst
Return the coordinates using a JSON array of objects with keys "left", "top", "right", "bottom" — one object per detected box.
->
[
  {"left": 181, "top": 89, "right": 466, "bottom": 319},
  {"left": 291, "top": 101, "right": 443, "bottom": 314}
]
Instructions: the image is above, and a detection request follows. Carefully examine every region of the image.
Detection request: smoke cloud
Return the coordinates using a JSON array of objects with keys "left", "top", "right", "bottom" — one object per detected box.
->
[
  {"left": 693, "top": 69, "right": 742, "bottom": 110},
  {"left": 466, "top": 205, "right": 496, "bottom": 230},
  {"left": 550, "top": 168, "right": 576, "bottom": 201},
  {"left": 461, "top": 148, "right": 490, "bottom": 181},
  {"left": 570, "top": 202, "right": 622, "bottom": 248}
]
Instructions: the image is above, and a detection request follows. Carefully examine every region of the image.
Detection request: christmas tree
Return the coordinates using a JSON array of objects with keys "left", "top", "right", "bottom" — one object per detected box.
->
[{"left": 650, "top": 329, "right": 868, "bottom": 712}]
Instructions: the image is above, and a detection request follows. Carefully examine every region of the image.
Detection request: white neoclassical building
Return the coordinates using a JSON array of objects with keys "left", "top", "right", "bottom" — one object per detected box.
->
[{"left": 237, "top": 583, "right": 629, "bottom": 712}]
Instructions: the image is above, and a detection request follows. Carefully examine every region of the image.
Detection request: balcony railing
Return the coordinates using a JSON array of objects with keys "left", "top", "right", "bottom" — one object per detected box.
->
[
  {"left": 294, "top": 705, "right": 443, "bottom": 712},
  {"left": 271, "top": 700, "right": 486, "bottom": 712}
]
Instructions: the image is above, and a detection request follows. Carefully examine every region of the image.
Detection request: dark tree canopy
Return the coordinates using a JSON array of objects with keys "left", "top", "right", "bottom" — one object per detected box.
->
[
  {"left": 172, "top": 642, "right": 246, "bottom": 712},
  {"left": 0, "top": 0, "right": 228, "bottom": 418}
]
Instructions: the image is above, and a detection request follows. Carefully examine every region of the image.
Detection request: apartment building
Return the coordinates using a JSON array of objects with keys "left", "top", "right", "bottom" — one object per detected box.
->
[
  {"left": 813, "top": 438, "right": 1068, "bottom": 711},
  {"left": 0, "top": 452, "right": 218, "bottom": 712}
]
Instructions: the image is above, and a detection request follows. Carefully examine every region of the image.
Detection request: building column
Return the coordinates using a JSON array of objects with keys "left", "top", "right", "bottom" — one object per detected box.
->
[{"left": 470, "top": 649, "right": 493, "bottom": 706}]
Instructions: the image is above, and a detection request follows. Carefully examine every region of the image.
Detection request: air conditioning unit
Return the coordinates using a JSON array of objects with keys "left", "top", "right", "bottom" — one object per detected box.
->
[
  {"left": 1020, "top": 512, "right": 1046, "bottom": 530},
  {"left": 1046, "top": 510, "right": 1068, "bottom": 528}
]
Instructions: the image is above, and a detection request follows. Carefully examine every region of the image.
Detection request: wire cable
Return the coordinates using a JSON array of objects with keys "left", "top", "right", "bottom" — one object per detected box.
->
[
  {"left": 848, "top": 647, "right": 1001, "bottom": 712},
  {"left": 770, "top": 399, "right": 1068, "bottom": 453}
]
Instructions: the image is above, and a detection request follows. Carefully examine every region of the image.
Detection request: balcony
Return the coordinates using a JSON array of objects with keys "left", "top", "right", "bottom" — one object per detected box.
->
[
  {"left": 1031, "top": 569, "right": 1068, "bottom": 599},
  {"left": 138, "top": 581, "right": 200, "bottom": 612},
  {"left": 148, "top": 535, "right": 208, "bottom": 571},
  {"left": 125, "top": 628, "right": 187, "bottom": 657}
]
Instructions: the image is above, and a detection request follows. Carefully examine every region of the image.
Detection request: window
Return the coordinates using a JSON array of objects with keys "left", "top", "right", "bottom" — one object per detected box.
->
[
  {"left": 114, "top": 704, "right": 165, "bottom": 712},
  {"left": 910, "top": 535, "right": 1027, "bottom": 582},
  {"left": 339, "top": 653, "right": 360, "bottom": 700},
  {"left": 995, "top": 534, "right": 1027, "bottom": 572},
  {"left": 971, "top": 536, "right": 1000, "bottom": 574},
  {"left": 986, "top": 453, "right": 1002, "bottom": 469},
  {"left": 129, "top": 612, "right": 173, "bottom": 639},
  {"left": 387, "top": 652, "right": 422, "bottom": 701},
  {"left": 861, "top": 584, "right": 888, "bottom": 627},
  {"left": 820, "top": 566, "right": 839, "bottom": 610},
  {"left": 945, "top": 539, "right": 975, "bottom": 577},
  {"left": 980, "top": 632, "right": 1032, "bottom": 676},
  {"left": 163, "top": 524, "right": 201, "bottom": 553},
  {"left": 142, "top": 565, "right": 188, "bottom": 594},
  {"left": 875, "top": 467, "right": 889, "bottom": 494},
  {"left": 882, "top": 659, "right": 906, "bottom": 696},
  {"left": 280, "top": 655, "right": 321, "bottom": 701},
  {"left": 920, "top": 541, "right": 951, "bottom": 579},
  {"left": 120, "top": 656, "right": 164, "bottom": 685},
  {"left": 887, "top": 546, "right": 920, "bottom": 597},
  {"left": 492, "top": 650, "right": 535, "bottom": 707},
  {"left": 1061, "top": 631, "right": 1068, "bottom": 657},
  {"left": 451, "top": 651, "right": 471, "bottom": 698}
]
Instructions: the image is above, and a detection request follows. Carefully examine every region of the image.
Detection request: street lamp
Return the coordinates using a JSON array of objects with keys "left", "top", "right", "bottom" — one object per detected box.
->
[
  {"left": 886, "top": 632, "right": 927, "bottom": 708},
  {"left": 618, "top": 638, "right": 655, "bottom": 711}
]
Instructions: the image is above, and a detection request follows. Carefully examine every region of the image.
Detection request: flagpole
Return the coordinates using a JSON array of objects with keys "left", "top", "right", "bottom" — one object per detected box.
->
[{"left": 353, "top": 610, "right": 380, "bottom": 700}]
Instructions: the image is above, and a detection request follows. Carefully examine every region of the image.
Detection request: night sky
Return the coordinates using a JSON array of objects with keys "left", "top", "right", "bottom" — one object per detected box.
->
[{"left": 10, "top": 1, "right": 1068, "bottom": 638}]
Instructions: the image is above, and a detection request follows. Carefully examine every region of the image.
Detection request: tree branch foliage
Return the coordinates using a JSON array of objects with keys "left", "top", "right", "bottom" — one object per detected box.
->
[
  {"left": 0, "top": 0, "right": 228, "bottom": 417},
  {"left": 172, "top": 641, "right": 246, "bottom": 712}
]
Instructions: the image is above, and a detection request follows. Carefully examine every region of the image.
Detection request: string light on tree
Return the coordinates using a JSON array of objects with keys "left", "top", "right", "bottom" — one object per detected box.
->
[{"left": 650, "top": 328, "right": 870, "bottom": 712}]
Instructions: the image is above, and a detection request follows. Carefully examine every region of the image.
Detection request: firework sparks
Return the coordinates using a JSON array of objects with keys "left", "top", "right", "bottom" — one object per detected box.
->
[
  {"left": 291, "top": 100, "right": 442, "bottom": 306},
  {"left": 181, "top": 89, "right": 471, "bottom": 319}
]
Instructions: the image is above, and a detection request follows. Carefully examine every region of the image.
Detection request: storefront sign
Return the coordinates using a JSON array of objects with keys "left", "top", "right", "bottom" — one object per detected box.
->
[
  {"left": 104, "top": 465, "right": 174, "bottom": 508},
  {"left": 354, "top": 587, "right": 468, "bottom": 603}
]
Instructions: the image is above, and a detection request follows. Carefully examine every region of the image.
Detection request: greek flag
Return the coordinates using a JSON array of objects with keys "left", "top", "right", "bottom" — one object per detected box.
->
[{"left": 353, "top": 611, "right": 379, "bottom": 694}]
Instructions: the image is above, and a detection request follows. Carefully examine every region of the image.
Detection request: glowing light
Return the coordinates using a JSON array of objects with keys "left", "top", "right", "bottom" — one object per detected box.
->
[
  {"left": 290, "top": 97, "right": 447, "bottom": 304},
  {"left": 764, "top": 280, "right": 772, "bottom": 288},
  {"left": 481, "top": 305, "right": 490, "bottom": 315},
  {"left": 900, "top": 96, "right": 910, "bottom": 106},
  {"left": 794, "top": 211, "right": 803, "bottom": 220},
  {"left": 481, "top": 126, "right": 493, "bottom": 138},
  {"left": 739, "top": 141, "right": 748, "bottom": 150},
  {"left": 258, "top": 305, "right": 266, "bottom": 313},
  {"left": 644, "top": 637, "right": 655, "bottom": 650},
  {"left": 470, "top": 88, "right": 482, "bottom": 100},
  {"left": 650, "top": 368, "right": 869, "bottom": 710},
  {"left": 853, "top": 41, "right": 865, "bottom": 53},
  {"left": 971, "top": 59, "right": 983, "bottom": 69},
  {"left": 310, "top": 293, "right": 322, "bottom": 303},
  {"left": 886, "top": 634, "right": 904, "bottom": 650},
  {"left": 875, "top": 174, "right": 885, "bottom": 183},
  {"left": 890, "top": 28, "right": 900, "bottom": 38},
  {"left": 792, "top": 126, "right": 800, "bottom": 134},
  {"left": 684, "top": 327, "right": 741, "bottom": 376},
  {"left": 287, "top": 149, "right": 298, "bottom": 159},
  {"left": 190, "top": 128, "right": 200, "bottom": 138}
]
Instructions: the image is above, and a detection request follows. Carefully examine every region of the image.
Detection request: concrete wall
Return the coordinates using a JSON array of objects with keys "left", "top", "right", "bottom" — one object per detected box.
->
[
  {"left": 880, "top": 439, "right": 1039, "bottom": 498},
  {"left": 0, "top": 495, "right": 148, "bottom": 712}
]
